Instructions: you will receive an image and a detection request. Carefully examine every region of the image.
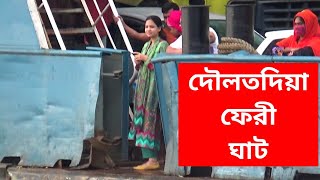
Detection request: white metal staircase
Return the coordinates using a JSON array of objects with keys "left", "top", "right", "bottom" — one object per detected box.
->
[
  {"left": 27, "top": 0, "right": 135, "bottom": 66},
  {"left": 27, "top": 0, "right": 136, "bottom": 120}
]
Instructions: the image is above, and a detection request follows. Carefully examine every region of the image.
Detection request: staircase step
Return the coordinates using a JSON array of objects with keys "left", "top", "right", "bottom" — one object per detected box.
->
[
  {"left": 47, "top": 27, "right": 94, "bottom": 35},
  {"left": 39, "top": 8, "right": 84, "bottom": 14}
]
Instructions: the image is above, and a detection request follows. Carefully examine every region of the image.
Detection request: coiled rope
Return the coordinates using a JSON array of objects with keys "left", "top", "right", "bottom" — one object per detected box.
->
[{"left": 218, "top": 37, "right": 258, "bottom": 55}]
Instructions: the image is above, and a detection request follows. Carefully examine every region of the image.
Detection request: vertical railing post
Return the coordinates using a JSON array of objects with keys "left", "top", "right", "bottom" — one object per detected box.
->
[
  {"left": 80, "top": 0, "right": 105, "bottom": 48},
  {"left": 108, "top": 0, "right": 135, "bottom": 67},
  {"left": 92, "top": 1, "right": 117, "bottom": 49},
  {"left": 42, "top": 0, "right": 66, "bottom": 50}
]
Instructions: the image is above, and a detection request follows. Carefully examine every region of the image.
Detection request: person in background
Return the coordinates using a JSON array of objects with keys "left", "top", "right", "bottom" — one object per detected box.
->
[
  {"left": 272, "top": 9, "right": 320, "bottom": 56},
  {"left": 209, "top": 27, "right": 219, "bottom": 54},
  {"left": 166, "top": 10, "right": 182, "bottom": 41},
  {"left": 161, "top": 2, "right": 180, "bottom": 43},
  {"left": 161, "top": 2, "right": 179, "bottom": 25},
  {"left": 128, "top": 15, "right": 168, "bottom": 171},
  {"left": 113, "top": 2, "right": 180, "bottom": 44},
  {"left": 165, "top": 10, "right": 182, "bottom": 54},
  {"left": 166, "top": 10, "right": 219, "bottom": 54}
]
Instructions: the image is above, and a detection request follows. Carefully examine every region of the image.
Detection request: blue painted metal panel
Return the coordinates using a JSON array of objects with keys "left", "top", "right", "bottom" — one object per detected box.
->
[
  {"left": 153, "top": 53, "right": 320, "bottom": 179},
  {"left": 155, "top": 60, "right": 190, "bottom": 176},
  {"left": 0, "top": 0, "right": 40, "bottom": 49},
  {"left": 87, "top": 47, "right": 130, "bottom": 161},
  {"left": 0, "top": 49, "right": 102, "bottom": 167}
]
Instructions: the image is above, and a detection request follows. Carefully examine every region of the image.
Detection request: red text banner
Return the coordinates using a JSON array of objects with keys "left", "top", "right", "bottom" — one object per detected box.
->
[{"left": 178, "top": 63, "right": 318, "bottom": 166}]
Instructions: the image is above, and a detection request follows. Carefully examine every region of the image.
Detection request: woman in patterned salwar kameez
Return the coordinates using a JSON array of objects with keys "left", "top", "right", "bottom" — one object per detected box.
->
[{"left": 128, "top": 15, "right": 168, "bottom": 170}]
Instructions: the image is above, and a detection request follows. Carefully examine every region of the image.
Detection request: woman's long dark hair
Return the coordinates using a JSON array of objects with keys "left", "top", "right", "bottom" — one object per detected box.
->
[{"left": 145, "top": 15, "right": 166, "bottom": 40}]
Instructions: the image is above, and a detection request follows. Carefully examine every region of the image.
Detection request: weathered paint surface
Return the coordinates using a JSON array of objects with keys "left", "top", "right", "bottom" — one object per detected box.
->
[
  {"left": 155, "top": 60, "right": 190, "bottom": 176},
  {"left": 0, "top": 49, "right": 102, "bottom": 167},
  {"left": 153, "top": 53, "right": 320, "bottom": 179},
  {"left": 0, "top": 0, "right": 40, "bottom": 49},
  {"left": 212, "top": 167, "right": 266, "bottom": 180},
  {"left": 6, "top": 166, "right": 217, "bottom": 180}
]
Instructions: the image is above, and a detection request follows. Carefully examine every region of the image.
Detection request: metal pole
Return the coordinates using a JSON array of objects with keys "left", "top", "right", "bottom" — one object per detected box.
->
[
  {"left": 92, "top": 1, "right": 117, "bottom": 49},
  {"left": 80, "top": 0, "right": 105, "bottom": 48},
  {"left": 42, "top": 0, "right": 66, "bottom": 50},
  {"left": 93, "top": 4, "right": 110, "bottom": 26},
  {"left": 226, "top": 1, "right": 255, "bottom": 45},
  {"left": 182, "top": 5, "right": 209, "bottom": 54},
  {"left": 108, "top": 0, "right": 135, "bottom": 67},
  {"left": 189, "top": 0, "right": 205, "bottom": 5},
  {"left": 27, "top": 0, "right": 50, "bottom": 49}
]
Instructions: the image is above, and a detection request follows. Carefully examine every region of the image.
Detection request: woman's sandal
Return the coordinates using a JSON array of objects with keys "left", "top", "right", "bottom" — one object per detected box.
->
[{"left": 133, "top": 162, "right": 160, "bottom": 170}]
